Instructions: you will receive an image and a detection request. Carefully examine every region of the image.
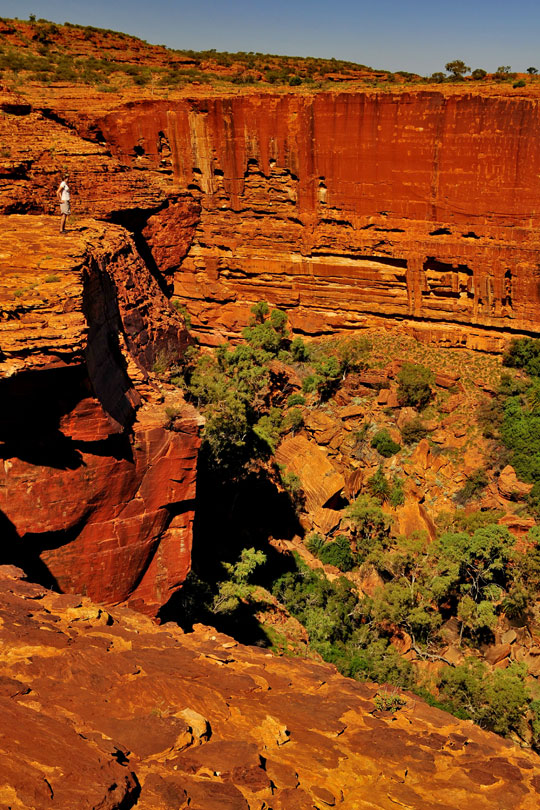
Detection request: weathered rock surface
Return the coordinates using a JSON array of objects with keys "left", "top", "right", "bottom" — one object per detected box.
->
[
  {"left": 0, "top": 216, "right": 200, "bottom": 614},
  {"left": 1, "top": 565, "right": 540, "bottom": 810},
  {"left": 4, "top": 83, "right": 540, "bottom": 352},
  {"left": 88, "top": 92, "right": 540, "bottom": 350}
]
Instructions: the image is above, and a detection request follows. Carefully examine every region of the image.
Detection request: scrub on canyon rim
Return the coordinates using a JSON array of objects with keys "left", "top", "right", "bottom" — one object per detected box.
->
[{"left": 57, "top": 174, "right": 71, "bottom": 233}]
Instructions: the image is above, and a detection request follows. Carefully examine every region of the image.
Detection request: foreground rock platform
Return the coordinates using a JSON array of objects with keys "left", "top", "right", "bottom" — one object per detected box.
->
[{"left": 0, "top": 567, "right": 539, "bottom": 809}]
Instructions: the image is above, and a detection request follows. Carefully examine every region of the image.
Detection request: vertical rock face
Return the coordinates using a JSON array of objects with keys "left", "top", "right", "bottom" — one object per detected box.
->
[
  {"left": 0, "top": 217, "right": 200, "bottom": 614},
  {"left": 97, "top": 91, "right": 540, "bottom": 349}
]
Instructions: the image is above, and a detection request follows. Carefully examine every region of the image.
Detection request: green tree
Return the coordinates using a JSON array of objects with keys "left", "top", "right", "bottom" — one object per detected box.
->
[
  {"left": 345, "top": 495, "right": 392, "bottom": 558},
  {"left": 316, "top": 535, "right": 355, "bottom": 572},
  {"left": 527, "top": 67, "right": 538, "bottom": 75},
  {"left": 290, "top": 337, "right": 310, "bottom": 362},
  {"left": 439, "top": 661, "right": 529, "bottom": 736},
  {"left": 242, "top": 304, "right": 289, "bottom": 353},
  {"left": 396, "top": 363, "right": 434, "bottom": 409},
  {"left": 503, "top": 337, "right": 540, "bottom": 377},
  {"left": 445, "top": 59, "right": 470, "bottom": 78},
  {"left": 213, "top": 547, "right": 267, "bottom": 614},
  {"left": 471, "top": 68, "right": 487, "bottom": 80}
]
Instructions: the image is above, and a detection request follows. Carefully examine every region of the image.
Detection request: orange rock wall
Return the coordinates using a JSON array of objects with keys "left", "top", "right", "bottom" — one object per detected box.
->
[
  {"left": 0, "top": 217, "right": 200, "bottom": 615},
  {"left": 97, "top": 92, "right": 540, "bottom": 348}
]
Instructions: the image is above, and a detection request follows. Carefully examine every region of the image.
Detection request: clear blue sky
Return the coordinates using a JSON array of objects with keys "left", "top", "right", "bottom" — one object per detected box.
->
[{"left": 1, "top": 0, "right": 538, "bottom": 75}]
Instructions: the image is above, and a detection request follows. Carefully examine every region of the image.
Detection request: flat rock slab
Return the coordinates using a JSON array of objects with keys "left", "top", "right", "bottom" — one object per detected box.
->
[{"left": 0, "top": 567, "right": 539, "bottom": 809}]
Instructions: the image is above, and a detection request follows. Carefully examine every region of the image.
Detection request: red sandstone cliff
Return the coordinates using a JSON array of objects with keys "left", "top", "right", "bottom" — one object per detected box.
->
[
  {"left": 0, "top": 216, "right": 200, "bottom": 615},
  {"left": 90, "top": 92, "right": 540, "bottom": 349},
  {"left": 3, "top": 85, "right": 540, "bottom": 351}
]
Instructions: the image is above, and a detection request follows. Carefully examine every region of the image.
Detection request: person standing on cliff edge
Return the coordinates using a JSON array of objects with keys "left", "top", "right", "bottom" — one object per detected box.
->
[{"left": 57, "top": 173, "right": 71, "bottom": 233}]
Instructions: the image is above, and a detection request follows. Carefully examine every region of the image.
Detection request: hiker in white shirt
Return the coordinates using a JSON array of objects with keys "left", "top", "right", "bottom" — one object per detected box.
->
[{"left": 57, "top": 174, "right": 71, "bottom": 233}]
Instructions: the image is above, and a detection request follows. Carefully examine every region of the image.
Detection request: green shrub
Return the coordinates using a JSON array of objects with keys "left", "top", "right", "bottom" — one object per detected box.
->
[
  {"left": 368, "top": 466, "right": 391, "bottom": 501},
  {"left": 374, "top": 690, "right": 407, "bottom": 713},
  {"left": 290, "top": 336, "right": 310, "bottom": 362},
  {"left": 345, "top": 494, "right": 392, "bottom": 558},
  {"left": 371, "top": 428, "right": 401, "bottom": 457},
  {"left": 438, "top": 661, "right": 529, "bottom": 736},
  {"left": 316, "top": 535, "right": 355, "bottom": 571},
  {"left": 305, "top": 532, "right": 325, "bottom": 556},
  {"left": 503, "top": 337, "right": 540, "bottom": 377},
  {"left": 287, "top": 393, "right": 305, "bottom": 407},
  {"left": 389, "top": 477, "right": 405, "bottom": 507},
  {"left": 528, "top": 481, "right": 540, "bottom": 517},
  {"left": 396, "top": 363, "right": 434, "bottom": 409},
  {"left": 471, "top": 68, "right": 487, "bottom": 79},
  {"left": 513, "top": 79, "right": 526, "bottom": 88},
  {"left": 401, "top": 417, "right": 429, "bottom": 444},
  {"left": 500, "top": 395, "right": 540, "bottom": 483},
  {"left": 243, "top": 303, "right": 289, "bottom": 354},
  {"left": 454, "top": 468, "right": 489, "bottom": 505},
  {"left": 279, "top": 468, "right": 304, "bottom": 511},
  {"left": 284, "top": 407, "right": 304, "bottom": 432}
]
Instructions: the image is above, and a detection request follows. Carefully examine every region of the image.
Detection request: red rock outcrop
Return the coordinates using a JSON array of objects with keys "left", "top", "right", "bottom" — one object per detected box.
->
[
  {"left": 0, "top": 216, "right": 200, "bottom": 614},
  {"left": 2, "top": 565, "right": 540, "bottom": 810}
]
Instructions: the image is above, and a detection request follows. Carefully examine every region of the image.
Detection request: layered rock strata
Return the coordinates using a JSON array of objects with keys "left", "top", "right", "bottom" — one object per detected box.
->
[
  {"left": 1, "top": 565, "right": 540, "bottom": 810},
  {"left": 91, "top": 92, "right": 540, "bottom": 349},
  {"left": 0, "top": 216, "right": 200, "bottom": 614}
]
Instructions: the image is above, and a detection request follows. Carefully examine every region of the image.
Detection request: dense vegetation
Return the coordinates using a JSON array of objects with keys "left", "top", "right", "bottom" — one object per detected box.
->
[
  {"left": 479, "top": 337, "right": 540, "bottom": 516},
  {"left": 171, "top": 302, "right": 369, "bottom": 473}
]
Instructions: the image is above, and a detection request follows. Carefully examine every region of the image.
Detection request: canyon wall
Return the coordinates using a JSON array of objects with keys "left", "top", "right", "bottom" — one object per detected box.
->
[
  {"left": 95, "top": 91, "right": 540, "bottom": 349},
  {"left": 0, "top": 216, "right": 200, "bottom": 615}
]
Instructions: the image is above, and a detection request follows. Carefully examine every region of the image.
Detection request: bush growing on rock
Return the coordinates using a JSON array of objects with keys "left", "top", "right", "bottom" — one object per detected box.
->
[
  {"left": 367, "top": 465, "right": 391, "bottom": 501},
  {"left": 454, "top": 468, "right": 488, "bottom": 505},
  {"left": 283, "top": 407, "right": 304, "bottom": 433},
  {"left": 181, "top": 307, "right": 293, "bottom": 469},
  {"left": 345, "top": 494, "right": 392, "bottom": 558},
  {"left": 306, "top": 533, "right": 355, "bottom": 571},
  {"left": 396, "top": 363, "right": 434, "bottom": 409},
  {"left": 400, "top": 416, "right": 429, "bottom": 444},
  {"left": 213, "top": 547, "right": 267, "bottom": 614},
  {"left": 371, "top": 428, "right": 401, "bottom": 457},
  {"left": 290, "top": 337, "right": 310, "bottom": 362}
]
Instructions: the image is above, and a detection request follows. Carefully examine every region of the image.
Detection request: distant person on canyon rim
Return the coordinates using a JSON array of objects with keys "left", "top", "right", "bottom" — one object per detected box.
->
[{"left": 56, "top": 173, "right": 71, "bottom": 233}]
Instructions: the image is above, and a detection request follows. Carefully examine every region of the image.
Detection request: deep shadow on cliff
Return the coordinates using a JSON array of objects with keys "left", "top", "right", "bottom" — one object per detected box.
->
[{"left": 158, "top": 456, "right": 304, "bottom": 643}]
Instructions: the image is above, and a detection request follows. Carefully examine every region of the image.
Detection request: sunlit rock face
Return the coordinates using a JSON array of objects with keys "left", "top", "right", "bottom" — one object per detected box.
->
[
  {"left": 95, "top": 91, "right": 540, "bottom": 350},
  {"left": 1, "top": 565, "right": 540, "bottom": 810},
  {"left": 0, "top": 217, "right": 200, "bottom": 615}
]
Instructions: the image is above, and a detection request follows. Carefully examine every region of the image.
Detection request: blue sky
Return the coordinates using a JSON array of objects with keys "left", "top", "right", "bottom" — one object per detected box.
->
[{"left": 1, "top": 0, "right": 538, "bottom": 75}]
